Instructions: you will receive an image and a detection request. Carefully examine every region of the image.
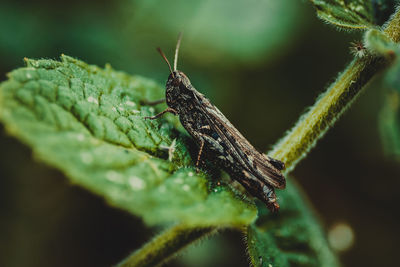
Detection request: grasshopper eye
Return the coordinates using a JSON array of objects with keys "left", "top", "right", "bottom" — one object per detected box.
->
[{"left": 172, "top": 78, "right": 180, "bottom": 86}]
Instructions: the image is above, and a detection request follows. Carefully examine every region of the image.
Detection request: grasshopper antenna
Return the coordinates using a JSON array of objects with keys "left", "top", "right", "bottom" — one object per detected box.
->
[
  {"left": 157, "top": 47, "right": 175, "bottom": 78},
  {"left": 173, "top": 32, "right": 183, "bottom": 71}
]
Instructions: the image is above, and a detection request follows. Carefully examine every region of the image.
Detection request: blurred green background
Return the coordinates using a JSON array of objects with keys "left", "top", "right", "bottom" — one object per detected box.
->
[{"left": 1, "top": 0, "right": 399, "bottom": 266}]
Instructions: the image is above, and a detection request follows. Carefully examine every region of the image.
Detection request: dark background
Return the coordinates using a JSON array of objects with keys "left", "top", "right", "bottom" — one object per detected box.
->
[{"left": 1, "top": 0, "right": 399, "bottom": 266}]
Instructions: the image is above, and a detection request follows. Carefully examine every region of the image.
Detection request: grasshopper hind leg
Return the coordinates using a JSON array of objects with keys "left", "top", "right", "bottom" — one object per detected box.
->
[
  {"left": 238, "top": 170, "right": 280, "bottom": 213},
  {"left": 262, "top": 184, "right": 279, "bottom": 212}
]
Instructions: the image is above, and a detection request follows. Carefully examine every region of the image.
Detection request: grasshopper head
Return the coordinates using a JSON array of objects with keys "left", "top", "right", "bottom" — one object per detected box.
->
[{"left": 167, "top": 70, "right": 191, "bottom": 89}]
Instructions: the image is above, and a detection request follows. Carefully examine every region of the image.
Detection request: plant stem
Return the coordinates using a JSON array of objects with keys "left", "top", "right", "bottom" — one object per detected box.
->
[
  {"left": 269, "top": 56, "right": 387, "bottom": 172},
  {"left": 269, "top": 6, "right": 400, "bottom": 172},
  {"left": 384, "top": 6, "right": 400, "bottom": 42},
  {"left": 116, "top": 225, "right": 216, "bottom": 267},
  {"left": 117, "top": 7, "right": 400, "bottom": 267}
]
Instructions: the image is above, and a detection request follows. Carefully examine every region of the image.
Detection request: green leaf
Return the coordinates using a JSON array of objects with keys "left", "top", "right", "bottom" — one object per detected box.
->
[
  {"left": 379, "top": 91, "right": 400, "bottom": 157},
  {"left": 379, "top": 46, "right": 400, "bottom": 158},
  {"left": 246, "top": 179, "right": 340, "bottom": 267},
  {"left": 310, "top": 0, "right": 375, "bottom": 29},
  {"left": 0, "top": 55, "right": 257, "bottom": 227},
  {"left": 364, "top": 28, "right": 396, "bottom": 57}
]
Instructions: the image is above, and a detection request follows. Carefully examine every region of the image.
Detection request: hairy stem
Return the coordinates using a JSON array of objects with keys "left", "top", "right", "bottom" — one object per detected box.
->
[
  {"left": 269, "top": 6, "right": 400, "bottom": 172},
  {"left": 269, "top": 56, "right": 387, "bottom": 172},
  {"left": 116, "top": 225, "right": 216, "bottom": 267},
  {"left": 117, "top": 7, "right": 400, "bottom": 267},
  {"left": 384, "top": 6, "right": 400, "bottom": 42}
]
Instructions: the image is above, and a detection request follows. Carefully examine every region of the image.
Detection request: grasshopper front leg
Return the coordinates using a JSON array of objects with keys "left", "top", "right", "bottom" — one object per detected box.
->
[
  {"left": 144, "top": 107, "right": 177, "bottom": 120},
  {"left": 141, "top": 99, "right": 166, "bottom": 106}
]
